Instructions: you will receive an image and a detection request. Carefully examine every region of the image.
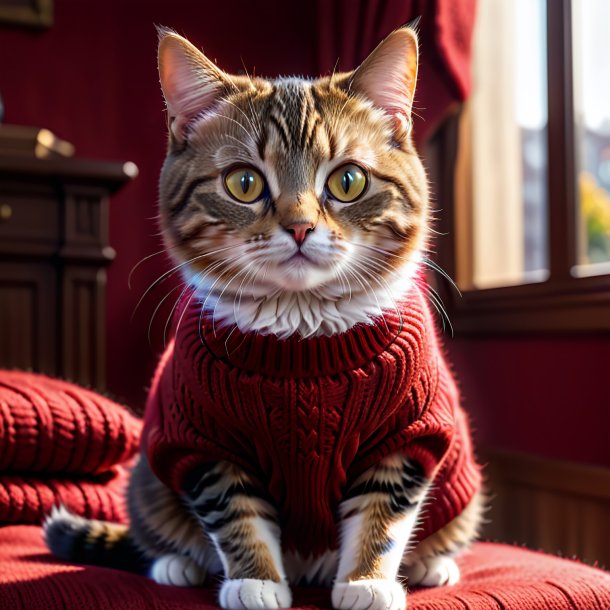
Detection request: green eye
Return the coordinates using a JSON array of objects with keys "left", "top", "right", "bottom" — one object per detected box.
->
[
  {"left": 224, "top": 167, "right": 265, "bottom": 203},
  {"left": 326, "top": 163, "right": 368, "bottom": 202}
]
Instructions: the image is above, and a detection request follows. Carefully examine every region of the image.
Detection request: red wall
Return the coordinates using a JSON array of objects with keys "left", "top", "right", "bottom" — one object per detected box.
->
[
  {"left": 2, "top": 1, "right": 608, "bottom": 468},
  {"left": 446, "top": 337, "right": 610, "bottom": 467}
]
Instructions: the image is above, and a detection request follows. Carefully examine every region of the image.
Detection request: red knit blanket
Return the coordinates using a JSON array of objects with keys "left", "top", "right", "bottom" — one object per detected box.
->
[{"left": 0, "top": 370, "right": 141, "bottom": 524}]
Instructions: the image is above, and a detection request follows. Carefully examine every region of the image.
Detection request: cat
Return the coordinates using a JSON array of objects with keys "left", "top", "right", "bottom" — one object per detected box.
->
[{"left": 44, "top": 25, "right": 483, "bottom": 610}]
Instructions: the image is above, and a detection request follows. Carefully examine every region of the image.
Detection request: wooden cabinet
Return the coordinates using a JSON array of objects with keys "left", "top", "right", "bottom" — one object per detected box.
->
[{"left": 0, "top": 154, "right": 136, "bottom": 390}]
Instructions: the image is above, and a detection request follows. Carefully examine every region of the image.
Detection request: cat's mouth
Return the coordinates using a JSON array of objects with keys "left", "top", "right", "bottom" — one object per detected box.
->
[
  {"left": 283, "top": 251, "right": 315, "bottom": 265},
  {"left": 272, "top": 251, "right": 338, "bottom": 291}
]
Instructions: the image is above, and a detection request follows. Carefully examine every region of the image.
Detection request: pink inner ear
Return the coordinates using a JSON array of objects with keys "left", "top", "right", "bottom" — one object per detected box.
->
[
  {"left": 353, "top": 30, "right": 418, "bottom": 123},
  {"left": 159, "top": 37, "right": 223, "bottom": 137}
]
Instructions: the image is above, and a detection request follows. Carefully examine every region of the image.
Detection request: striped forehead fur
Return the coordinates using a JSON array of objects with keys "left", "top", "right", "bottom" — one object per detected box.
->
[{"left": 158, "top": 34, "right": 429, "bottom": 339}]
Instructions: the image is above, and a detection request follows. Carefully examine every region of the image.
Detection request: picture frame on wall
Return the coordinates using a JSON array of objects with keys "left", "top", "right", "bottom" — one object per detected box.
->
[{"left": 0, "top": 0, "right": 52, "bottom": 29}]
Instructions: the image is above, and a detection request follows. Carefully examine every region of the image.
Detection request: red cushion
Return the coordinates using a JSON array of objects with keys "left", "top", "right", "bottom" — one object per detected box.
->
[
  {"left": 0, "top": 465, "right": 130, "bottom": 524},
  {"left": 1, "top": 527, "right": 609, "bottom": 609},
  {"left": 0, "top": 370, "right": 141, "bottom": 475},
  {"left": 0, "top": 370, "right": 140, "bottom": 524}
]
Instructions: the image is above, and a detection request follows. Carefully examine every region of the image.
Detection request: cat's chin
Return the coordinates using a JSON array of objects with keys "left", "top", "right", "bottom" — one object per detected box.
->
[{"left": 272, "top": 259, "right": 336, "bottom": 292}]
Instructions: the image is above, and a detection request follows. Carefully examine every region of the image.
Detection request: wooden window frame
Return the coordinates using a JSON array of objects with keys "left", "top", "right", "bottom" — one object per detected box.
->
[{"left": 429, "top": 0, "right": 610, "bottom": 334}]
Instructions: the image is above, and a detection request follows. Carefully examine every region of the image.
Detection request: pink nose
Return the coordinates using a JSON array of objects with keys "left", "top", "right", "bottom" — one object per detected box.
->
[{"left": 285, "top": 222, "right": 315, "bottom": 246}]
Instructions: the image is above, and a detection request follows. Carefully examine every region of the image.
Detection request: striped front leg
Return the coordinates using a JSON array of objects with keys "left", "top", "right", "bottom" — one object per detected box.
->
[
  {"left": 184, "top": 461, "right": 291, "bottom": 610},
  {"left": 332, "top": 454, "right": 430, "bottom": 610}
]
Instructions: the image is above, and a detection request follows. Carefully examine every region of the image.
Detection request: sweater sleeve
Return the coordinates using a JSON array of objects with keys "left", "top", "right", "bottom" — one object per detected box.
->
[
  {"left": 347, "top": 357, "right": 482, "bottom": 542},
  {"left": 142, "top": 341, "right": 256, "bottom": 494},
  {"left": 349, "top": 354, "right": 458, "bottom": 483},
  {"left": 402, "top": 359, "right": 458, "bottom": 478}
]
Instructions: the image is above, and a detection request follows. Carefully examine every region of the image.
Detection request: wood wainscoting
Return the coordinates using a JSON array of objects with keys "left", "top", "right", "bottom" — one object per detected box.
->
[{"left": 481, "top": 450, "right": 610, "bottom": 568}]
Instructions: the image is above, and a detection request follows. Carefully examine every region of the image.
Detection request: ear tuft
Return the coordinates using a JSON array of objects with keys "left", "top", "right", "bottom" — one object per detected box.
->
[
  {"left": 158, "top": 30, "right": 231, "bottom": 139},
  {"left": 155, "top": 24, "right": 176, "bottom": 41},
  {"left": 351, "top": 27, "right": 419, "bottom": 134}
]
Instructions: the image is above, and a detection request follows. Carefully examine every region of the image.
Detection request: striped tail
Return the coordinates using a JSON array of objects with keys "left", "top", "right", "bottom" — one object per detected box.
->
[{"left": 43, "top": 505, "right": 150, "bottom": 574}]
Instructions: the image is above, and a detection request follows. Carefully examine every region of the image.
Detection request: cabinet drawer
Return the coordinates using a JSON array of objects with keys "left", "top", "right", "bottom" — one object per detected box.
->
[{"left": 0, "top": 195, "right": 59, "bottom": 251}]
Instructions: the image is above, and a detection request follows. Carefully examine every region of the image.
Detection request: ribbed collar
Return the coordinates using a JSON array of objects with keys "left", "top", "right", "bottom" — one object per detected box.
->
[{"left": 175, "top": 292, "right": 430, "bottom": 379}]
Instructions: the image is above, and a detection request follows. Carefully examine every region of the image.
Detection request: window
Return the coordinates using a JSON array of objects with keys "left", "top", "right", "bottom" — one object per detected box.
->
[
  {"left": 573, "top": 0, "right": 610, "bottom": 273},
  {"left": 431, "top": 0, "right": 610, "bottom": 333},
  {"left": 466, "top": 0, "right": 548, "bottom": 290}
]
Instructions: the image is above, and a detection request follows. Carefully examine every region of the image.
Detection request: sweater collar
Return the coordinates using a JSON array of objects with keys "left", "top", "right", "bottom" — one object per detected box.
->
[{"left": 175, "top": 291, "right": 430, "bottom": 378}]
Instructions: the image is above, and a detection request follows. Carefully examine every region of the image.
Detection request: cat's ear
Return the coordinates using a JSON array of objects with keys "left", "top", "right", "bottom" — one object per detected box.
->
[
  {"left": 157, "top": 27, "right": 232, "bottom": 139},
  {"left": 350, "top": 26, "right": 419, "bottom": 137}
]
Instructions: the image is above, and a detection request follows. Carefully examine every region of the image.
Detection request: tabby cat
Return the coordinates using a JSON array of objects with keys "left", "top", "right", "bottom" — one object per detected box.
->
[{"left": 45, "top": 26, "right": 483, "bottom": 610}]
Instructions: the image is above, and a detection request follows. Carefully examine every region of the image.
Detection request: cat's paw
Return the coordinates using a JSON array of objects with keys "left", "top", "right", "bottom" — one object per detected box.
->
[
  {"left": 332, "top": 579, "right": 406, "bottom": 610},
  {"left": 403, "top": 555, "right": 460, "bottom": 587},
  {"left": 219, "top": 578, "right": 292, "bottom": 610},
  {"left": 150, "top": 553, "right": 206, "bottom": 586}
]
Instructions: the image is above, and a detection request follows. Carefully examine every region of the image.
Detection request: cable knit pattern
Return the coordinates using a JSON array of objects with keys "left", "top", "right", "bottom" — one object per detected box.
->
[
  {"left": 144, "top": 290, "right": 482, "bottom": 556},
  {"left": 0, "top": 371, "right": 141, "bottom": 474},
  {"left": 0, "top": 371, "right": 141, "bottom": 524}
]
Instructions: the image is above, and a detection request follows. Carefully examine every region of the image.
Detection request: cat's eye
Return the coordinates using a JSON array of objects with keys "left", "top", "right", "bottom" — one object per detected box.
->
[
  {"left": 326, "top": 164, "right": 368, "bottom": 203},
  {"left": 224, "top": 167, "right": 265, "bottom": 203}
]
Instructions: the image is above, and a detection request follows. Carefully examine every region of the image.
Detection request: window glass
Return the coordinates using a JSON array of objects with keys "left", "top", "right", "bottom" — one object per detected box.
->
[
  {"left": 465, "top": 0, "right": 548, "bottom": 289},
  {"left": 573, "top": 0, "right": 610, "bottom": 273}
]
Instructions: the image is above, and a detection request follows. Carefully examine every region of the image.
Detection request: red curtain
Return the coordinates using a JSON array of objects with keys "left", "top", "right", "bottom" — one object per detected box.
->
[{"left": 315, "top": 0, "right": 477, "bottom": 145}]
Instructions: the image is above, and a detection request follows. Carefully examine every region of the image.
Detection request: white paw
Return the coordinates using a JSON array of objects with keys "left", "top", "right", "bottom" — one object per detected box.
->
[
  {"left": 332, "top": 579, "right": 406, "bottom": 610},
  {"left": 403, "top": 555, "right": 460, "bottom": 587},
  {"left": 219, "top": 579, "right": 292, "bottom": 610},
  {"left": 150, "top": 553, "right": 206, "bottom": 586}
]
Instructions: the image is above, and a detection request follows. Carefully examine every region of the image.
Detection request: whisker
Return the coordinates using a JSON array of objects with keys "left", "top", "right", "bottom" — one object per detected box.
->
[
  {"left": 222, "top": 322, "right": 242, "bottom": 357},
  {"left": 329, "top": 56, "right": 341, "bottom": 85},
  {"left": 219, "top": 133, "right": 258, "bottom": 150},
  {"left": 216, "top": 142, "right": 254, "bottom": 164},
  {"left": 341, "top": 264, "right": 370, "bottom": 297},
  {"left": 198, "top": 256, "right": 246, "bottom": 340},
  {"left": 351, "top": 254, "right": 407, "bottom": 314},
  {"left": 239, "top": 57, "right": 255, "bottom": 87},
  {"left": 352, "top": 250, "right": 403, "bottom": 281},
  {"left": 223, "top": 98, "right": 262, "bottom": 140},
  {"left": 353, "top": 242, "right": 410, "bottom": 262},
  {"left": 199, "top": 256, "right": 243, "bottom": 314},
  {"left": 212, "top": 112, "right": 255, "bottom": 141},
  {"left": 128, "top": 247, "right": 172, "bottom": 290},
  {"left": 354, "top": 242, "right": 461, "bottom": 297},
  {"left": 170, "top": 253, "right": 243, "bottom": 343},
  {"left": 355, "top": 243, "right": 455, "bottom": 334},
  {"left": 163, "top": 266, "right": 208, "bottom": 347},
  {"left": 147, "top": 281, "right": 185, "bottom": 346},
  {"left": 419, "top": 284, "right": 445, "bottom": 331},
  {"left": 131, "top": 243, "right": 242, "bottom": 321},
  {"left": 236, "top": 259, "right": 267, "bottom": 314},
  {"left": 347, "top": 258, "right": 397, "bottom": 332},
  {"left": 232, "top": 263, "right": 258, "bottom": 319},
  {"left": 421, "top": 257, "right": 462, "bottom": 296},
  {"left": 419, "top": 283, "right": 454, "bottom": 336},
  {"left": 212, "top": 261, "right": 257, "bottom": 336},
  {"left": 164, "top": 265, "right": 217, "bottom": 346},
  {"left": 427, "top": 284, "right": 453, "bottom": 334},
  {"left": 171, "top": 275, "right": 206, "bottom": 343},
  {"left": 226, "top": 261, "right": 268, "bottom": 352},
  {"left": 333, "top": 264, "right": 352, "bottom": 301}
]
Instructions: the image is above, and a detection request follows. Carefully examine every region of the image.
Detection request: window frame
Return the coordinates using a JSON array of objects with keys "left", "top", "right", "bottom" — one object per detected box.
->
[{"left": 430, "top": 0, "right": 610, "bottom": 334}]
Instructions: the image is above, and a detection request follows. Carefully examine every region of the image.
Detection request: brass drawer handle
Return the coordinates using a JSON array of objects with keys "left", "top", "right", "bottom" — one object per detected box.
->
[{"left": 0, "top": 204, "right": 12, "bottom": 222}]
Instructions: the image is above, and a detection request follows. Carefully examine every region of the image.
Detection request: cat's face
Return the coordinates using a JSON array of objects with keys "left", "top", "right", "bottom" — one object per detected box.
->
[{"left": 157, "top": 27, "right": 428, "bottom": 335}]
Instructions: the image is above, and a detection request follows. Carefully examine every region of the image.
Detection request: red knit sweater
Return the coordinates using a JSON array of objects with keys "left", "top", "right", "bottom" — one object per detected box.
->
[{"left": 143, "top": 291, "right": 481, "bottom": 556}]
